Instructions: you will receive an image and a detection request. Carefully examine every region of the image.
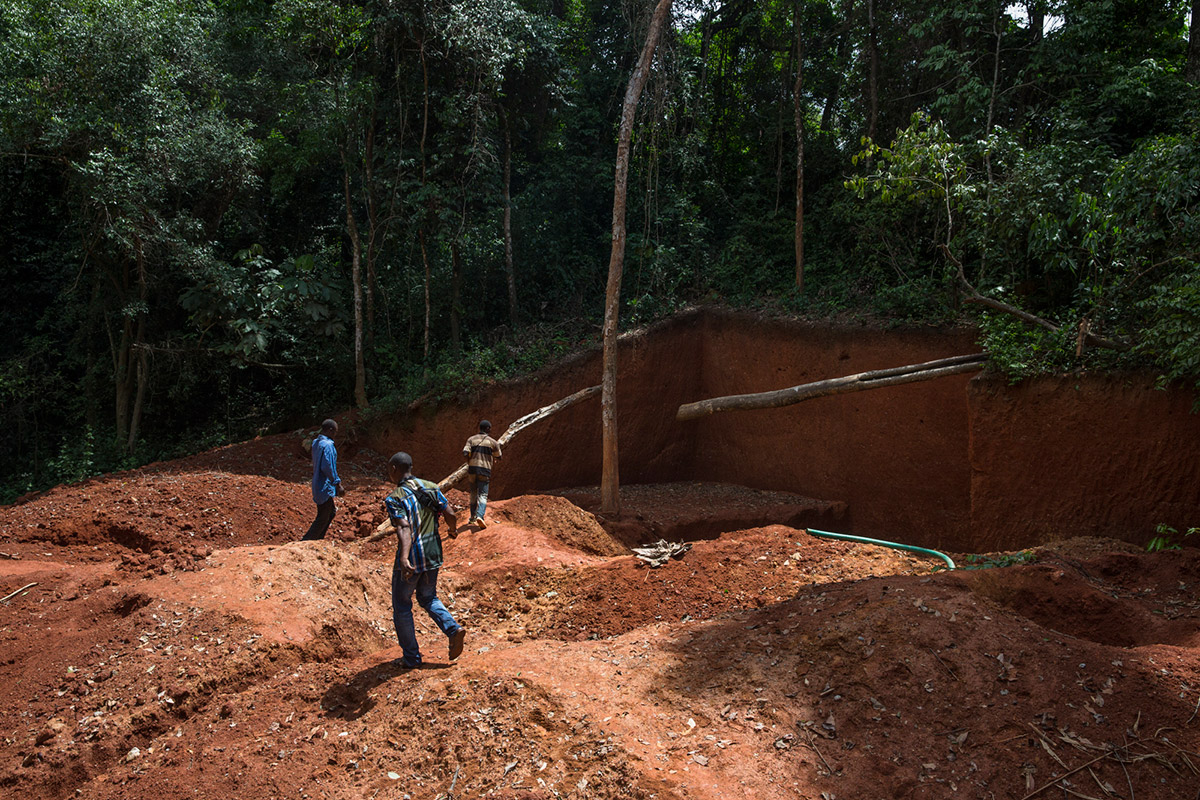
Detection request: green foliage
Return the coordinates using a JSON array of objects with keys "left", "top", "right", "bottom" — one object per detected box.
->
[
  {"left": 179, "top": 246, "right": 347, "bottom": 359},
  {"left": 1146, "top": 523, "right": 1198, "bottom": 552},
  {"left": 1138, "top": 271, "right": 1200, "bottom": 396},
  {"left": 1, "top": 0, "right": 1199, "bottom": 497}
]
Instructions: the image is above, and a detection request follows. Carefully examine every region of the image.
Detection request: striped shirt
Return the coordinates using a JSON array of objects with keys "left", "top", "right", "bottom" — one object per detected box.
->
[
  {"left": 383, "top": 478, "right": 449, "bottom": 572},
  {"left": 463, "top": 433, "right": 502, "bottom": 478}
]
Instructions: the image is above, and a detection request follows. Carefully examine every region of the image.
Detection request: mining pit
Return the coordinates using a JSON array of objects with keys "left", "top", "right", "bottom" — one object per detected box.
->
[{"left": 2, "top": 309, "right": 1198, "bottom": 800}]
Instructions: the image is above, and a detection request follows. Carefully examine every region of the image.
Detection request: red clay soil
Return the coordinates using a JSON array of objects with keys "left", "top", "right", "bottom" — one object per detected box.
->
[{"left": 2, "top": 434, "right": 1199, "bottom": 800}]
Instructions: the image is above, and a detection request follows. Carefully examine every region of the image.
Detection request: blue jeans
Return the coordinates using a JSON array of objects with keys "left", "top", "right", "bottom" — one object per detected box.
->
[
  {"left": 391, "top": 565, "right": 460, "bottom": 667},
  {"left": 469, "top": 475, "right": 490, "bottom": 520}
]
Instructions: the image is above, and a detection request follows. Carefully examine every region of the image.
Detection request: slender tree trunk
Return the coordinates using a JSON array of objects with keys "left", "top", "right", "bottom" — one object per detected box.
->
[
  {"left": 450, "top": 240, "right": 462, "bottom": 353},
  {"left": 981, "top": 20, "right": 1003, "bottom": 282},
  {"left": 1028, "top": 0, "right": 1044, "bottom": 44},
  {"left": 819, "top": 16, "right": 850, "bottom": 133},
  {"left": 418, "top": 37, "right": 432, "bottom": 376},
  {"left": 775, "top": 43, "right": 792, "bottom": 214},
  {"left": 128, "top": 235, "right": 148, "bottom": 451},
  {"left": 866, "top": 0, "right": 879, "bottom": 146},
  {"left": 111, "top": 237, "right": 149, "bottom": 453},
  {"left": 500, "top": 105, "right": 518, "bottom": 327},
  {"left": 1188, "top": 0, "right": 1200, "bottom": 84},
  {"left": 127, "top": 345, "right": 147, "bottom": 453},
  {"left": 600, "top": 0, "right": 674, "bottom": 516},
  {"left": 341, "top": 148, "right": 368, "bottom": 409},
  {"left": 419, "top": 228, "right": 431, "bottom": 372},
  {"left": 364, "top": 111, "right": 378, "bottom": 344},
  {"left": 112, "top": 316, "right": 132, "bottom": 445},
  {"left": 793, "top": 0, "right": 805, "bottom": 293}
]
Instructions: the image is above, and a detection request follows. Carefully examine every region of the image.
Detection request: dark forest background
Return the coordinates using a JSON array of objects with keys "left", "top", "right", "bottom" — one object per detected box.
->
[{"left": 2, "top": 0, "right": 1199, "bottom": 499}]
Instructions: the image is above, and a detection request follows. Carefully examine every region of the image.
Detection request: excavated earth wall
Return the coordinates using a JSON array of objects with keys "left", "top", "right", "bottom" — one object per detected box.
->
[{"left": 366, "top": 308, "right": 1200, "bottom": 553}]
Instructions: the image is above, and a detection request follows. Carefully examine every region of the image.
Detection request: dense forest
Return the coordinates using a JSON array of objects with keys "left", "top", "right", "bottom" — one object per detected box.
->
[{"left": 2, "top": 0, "right": 1198, "bottom": 499}]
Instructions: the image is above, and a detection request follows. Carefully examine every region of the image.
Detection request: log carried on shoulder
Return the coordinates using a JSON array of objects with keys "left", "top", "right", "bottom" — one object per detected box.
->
[
  {"left": 437, "top": 383, "right": 601, "bottom": 490},
  {"left": 370, "top": 384, "right": 603, "bottom": 539},
  {"left": 675, "top": 353, "right": 989, "bottom": 421}
]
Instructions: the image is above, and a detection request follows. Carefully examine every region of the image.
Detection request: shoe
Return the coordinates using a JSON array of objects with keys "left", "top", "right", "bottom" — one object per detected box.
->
[
  {"left": 475, "top": 517, "right": 487, "bottom": 529},
  {"left": 448, "top": 628, "right": 466, "bottom": 660}
]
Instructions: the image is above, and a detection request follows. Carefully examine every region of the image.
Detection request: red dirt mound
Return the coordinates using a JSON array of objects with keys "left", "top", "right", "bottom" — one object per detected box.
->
[{"left": 2, "top": 433, "right": 1199, "bottom": 800}]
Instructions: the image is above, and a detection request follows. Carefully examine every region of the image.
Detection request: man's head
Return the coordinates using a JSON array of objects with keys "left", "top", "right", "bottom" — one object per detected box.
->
[
  {"left": 479, "top": 419, "right": 491, "bottom": 433},
  {"left": 388, "top": 451, "right": 414, "bottom": 483},
  {"left": 321, "top": 419, "right": 338, "bottom": 437}
]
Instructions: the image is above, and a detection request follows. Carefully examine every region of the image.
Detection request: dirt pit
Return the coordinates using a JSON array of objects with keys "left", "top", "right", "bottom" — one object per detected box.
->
[{"left": 2, "top": 433, "right": 1199, "bottom": 800}]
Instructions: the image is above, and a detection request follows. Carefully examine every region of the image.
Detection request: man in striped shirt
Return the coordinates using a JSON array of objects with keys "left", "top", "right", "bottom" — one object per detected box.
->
[
  {"left": 382, "top": 451, "right": 464, "bottom": 667},
  {"left": 462, "top": 419, "right": 502, "bottom": 528}
]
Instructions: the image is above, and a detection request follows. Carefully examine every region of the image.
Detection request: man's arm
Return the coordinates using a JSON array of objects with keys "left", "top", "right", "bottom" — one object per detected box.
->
[
  {"left": 321, "top": 440, "right": 343, "bottom": 493},
  {"left": 397, "top": 518, "right": 414, "bottom": 575},
  {"left": 442, "top": 506, "right": 458, "bottom": 538}
]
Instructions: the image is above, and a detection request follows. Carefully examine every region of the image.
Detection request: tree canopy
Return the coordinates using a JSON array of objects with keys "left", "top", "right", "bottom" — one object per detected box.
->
[{"left": 2, "top": 0, "right": 1198, "bottom": 498}]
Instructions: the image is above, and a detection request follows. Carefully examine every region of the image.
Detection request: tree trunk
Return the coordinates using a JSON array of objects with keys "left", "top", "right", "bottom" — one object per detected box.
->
[
  {"left": 341, "top": 149, "right": 368, "bottom": 409},
  {"left": 793, "top": 0, "right": 805, "bottom": 292},
  {"left": 127, "top": 345, "right": 147, "bottom": 453},
  {"left": 676, "top": 354, "right": 989, "bottom": 421},
  {"left": 866, "top": 0, "right": 879, "bottom": 147},
  {"left": 450, "top": 239, "right": 463, "bottom": 353},
  {"left": 1188, "top": 0, "right": 1200, "bottom": 84},
  {"left": 819, "top": 11, "right": 851, "bottom": 133},
  {"left": 110, "top": 237, "right": 149, "bottom": 453},
  {"left": 419, "top": 228, "right": 431, "bottom": 373},
  {"left": 111, "top": 315, "right": 132, "bottom": 446},
  {"left": 419, "top": 37, "right": 432, "bottom": 377},
  {"left": 364, "top": 111, "right": 378, "bottom": 345},
  {"left": 500, "top": 105, "right": 518, "bottom": 327},
  {"left": 600, "top": 0, "right": 674, "bottom": 516}
]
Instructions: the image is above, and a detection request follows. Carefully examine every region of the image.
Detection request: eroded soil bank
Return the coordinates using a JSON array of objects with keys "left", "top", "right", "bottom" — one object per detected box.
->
[{"left": 367, "top": 308, "right": 1200, "bottom": 553}]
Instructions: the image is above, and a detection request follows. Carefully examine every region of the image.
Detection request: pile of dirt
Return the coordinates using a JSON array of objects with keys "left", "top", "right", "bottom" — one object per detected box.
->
[
  {"left": 2, "top": 431, "right": 1199, "bottom": 800},
  {"left": 490, "top": 494, "right": 627, "bottom": 557}
]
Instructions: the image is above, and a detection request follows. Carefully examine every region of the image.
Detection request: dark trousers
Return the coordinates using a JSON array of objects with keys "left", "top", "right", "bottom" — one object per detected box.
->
[{"left": 303, "top": 498, "right": 336, "bottom": 540}]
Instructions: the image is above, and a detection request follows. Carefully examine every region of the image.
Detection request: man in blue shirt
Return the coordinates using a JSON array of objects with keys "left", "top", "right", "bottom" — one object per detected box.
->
[
  {"left": 379, "top": 451, "right": 463, "bottom": 668},
  {"left": 302, "top": 419, "right": 344, "bottom": 541}
]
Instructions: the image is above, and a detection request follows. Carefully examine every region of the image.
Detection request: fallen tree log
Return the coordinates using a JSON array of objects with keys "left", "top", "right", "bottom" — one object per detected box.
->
[{"left": 676, "top": 353, "right": 988, "bottom": 421}]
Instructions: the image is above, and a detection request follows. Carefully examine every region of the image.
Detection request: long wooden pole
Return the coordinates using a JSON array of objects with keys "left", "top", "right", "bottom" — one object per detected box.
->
[
  {"left": 438, "top": 384, "right": 601, "bottom": 490},
  {"left": 676, "top": 353, "right": 988, "bottom": 421},
  {"left": 370, "top": 384, "right": 602, "bottom": 539}
]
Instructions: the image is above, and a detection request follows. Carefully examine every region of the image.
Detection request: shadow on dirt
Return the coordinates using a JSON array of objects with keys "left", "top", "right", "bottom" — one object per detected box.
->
[
  {"left": 961, "top": 557, "right": 1200, "bottom": 649},
  {"left": 322, "top": 660, "right": 452, "bottom": 721}
]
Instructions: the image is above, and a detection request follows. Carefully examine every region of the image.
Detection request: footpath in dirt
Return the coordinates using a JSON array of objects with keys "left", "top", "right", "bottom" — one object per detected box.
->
[{"left": 1, "top": 433, "right": 1199, "bottom": 800}]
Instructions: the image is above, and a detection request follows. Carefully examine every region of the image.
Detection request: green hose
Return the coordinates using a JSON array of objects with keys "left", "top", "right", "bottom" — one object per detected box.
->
[{"left": 806, "top": 528, "right": 956, "bottom": 571}]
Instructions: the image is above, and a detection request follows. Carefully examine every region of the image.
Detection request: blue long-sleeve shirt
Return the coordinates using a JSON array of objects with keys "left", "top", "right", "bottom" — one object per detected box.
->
[{"left": 311, "top": 434, "right": 341, "bottom": 503}]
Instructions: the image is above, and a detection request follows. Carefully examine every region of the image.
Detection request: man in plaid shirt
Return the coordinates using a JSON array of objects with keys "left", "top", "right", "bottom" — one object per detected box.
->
[{"left": 381, "top": 451, "right": 464, "bottom": 667}]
